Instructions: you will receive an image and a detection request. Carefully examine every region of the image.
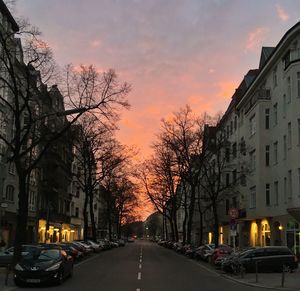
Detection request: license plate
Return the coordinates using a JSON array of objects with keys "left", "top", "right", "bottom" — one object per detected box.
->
[{"left": 26, "top": 279, "right": 40, "bottom": 283}]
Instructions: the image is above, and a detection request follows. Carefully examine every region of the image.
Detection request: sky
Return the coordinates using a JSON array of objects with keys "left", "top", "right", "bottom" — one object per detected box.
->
[{"left": 14, "top": 0, "right": 300, "bottom": 219}]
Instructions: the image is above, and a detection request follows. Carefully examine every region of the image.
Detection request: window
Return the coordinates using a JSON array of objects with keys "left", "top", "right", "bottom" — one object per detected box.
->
[
  {"left": 225, "top": 199, "right": 229, "bottom": 215},
  {"left": 240, "top": 167, "right": 246, "bottom": 186},
  {"left": 240, "top": 137, "right": 246, "bottom": 155},
  {"left": 8, "top": 162, "right": 15, "bottom": 174},
  {"left": 265, "top": 108, "right": 270, "bottom": 129},
  {"left": 226, "top": 173, "right": 230, "bottom": 187},
  {"left": 297, "top": 72, "right": 300, "bottom": 98},
  {"left": 298, "top": 119, "right": 300, "bottom": 145},
  {"left": 232, "top": 143, "right": 237, "bottom": 159},
  {"left": 232, "top": 197, "right": 237, "bottom": 208},
  {"left": 273, "top": 103, "right": 278, "bottom": 126},
  {"left": 226, "top": 126, "right": 230, "bottom": 139},
  {"left": 298, "top": 169, "right": 300, "bottom": 197},
  {"left": 283, "top": 135, "right": 287, "bottom": 160},
  {"left": 287, "top": 77, "right": 291, "bottom": 103},
  {"left": 29, "top": 191, "right": 35, "bottom": 211},
  {"left": 234, "top": 116, "right": 237, "bottom": 131},
  {"left": 230, "top": 121, "right": 233, "bottom": 135},
  {"left": 75, "top": 207, "right": 79, "bottom": 218},
  {"left": 274, "top": 181, "right": 279, "bottom": 206},
  {"left": 283, "top": 95, "right": 286, "bottom": 118},
  {"left": 284, "top": 177, "right": 287, "bottom": 203},
  {"left": 5, "top": 185, "right": 14, "bottom": 201},
  {"left": 232, "top": 169, "right": 237, "bottom": 183},
  {"left": 274, "top": 142, "right": 278, "bottom": 164},
  {"left": 265, "top": 145, "right": 270, "bottom": 166},
  {"left": 288, "top": 170, "right": 293, "bottom": 200},
  {"left": 76, "top": 187, "right": 80, "bottom": 198},
  {"left": 288, "top": 122, "right": 292, "bottom": 149},
  {"left": 273, "top": 66, "right": 278, "bottom": 87},
  {"left": 250, "top": 150, "right": 256, "bottom": 171},
  {"left": 250, "top": 115, "right": 256, "bottom": 136},
  {"left": 250, "top": 186, "right": 256, "bottom": 209},
  {"left": 265, "top": 184, "right": 270, "bottom": 206},
  {"left": 225, "top": 147, "right": 230, "bottom": 163}
]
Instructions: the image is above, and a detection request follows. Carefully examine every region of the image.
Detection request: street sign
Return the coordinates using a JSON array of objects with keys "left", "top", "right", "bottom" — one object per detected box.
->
[{"left": 229, "top": 208, "right": 239, "bottom": 219}]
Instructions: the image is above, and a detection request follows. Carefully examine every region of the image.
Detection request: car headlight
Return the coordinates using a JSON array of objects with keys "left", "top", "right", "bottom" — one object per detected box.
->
[
  {"left": 15, "top": 264, "right": 24, "bottom": 271},
  {"left": 45, "top": 262, "right": 61, "bottom": 271}
]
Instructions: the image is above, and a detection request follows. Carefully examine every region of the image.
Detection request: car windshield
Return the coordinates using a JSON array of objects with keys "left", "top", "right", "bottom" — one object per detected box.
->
[{"left": 35, "top": 249, "right": 60, "bottom": 261}]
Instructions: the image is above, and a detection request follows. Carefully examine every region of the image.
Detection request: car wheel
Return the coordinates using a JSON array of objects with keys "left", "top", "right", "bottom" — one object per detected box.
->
[{"left": 57, "top": 271, "right": 64, "bottom": 285}]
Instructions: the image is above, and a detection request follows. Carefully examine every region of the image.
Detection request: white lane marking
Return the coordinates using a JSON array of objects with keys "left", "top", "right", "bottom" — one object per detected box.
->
[
  {"left": 136, "top": 289, "right": 141, "bottom": 291},
  {"left": 138, "top": 272, "right": 142, "bottom": 280},
  {"left": 139, "top": 263, "right": 142, "bottom": 269},
  {"left": 139, "top": 258, "right": 142, "bottom": 263}
]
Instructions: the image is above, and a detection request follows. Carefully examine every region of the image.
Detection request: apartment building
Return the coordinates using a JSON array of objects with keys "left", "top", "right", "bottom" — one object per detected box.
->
[{"left": 202, "top": 22, "right": 300, "bottom": 253}]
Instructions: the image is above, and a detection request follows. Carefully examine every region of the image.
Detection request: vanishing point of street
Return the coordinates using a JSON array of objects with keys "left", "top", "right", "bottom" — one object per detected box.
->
[{"left": 12, "top": 241, "right": 255, "bottom": 291}]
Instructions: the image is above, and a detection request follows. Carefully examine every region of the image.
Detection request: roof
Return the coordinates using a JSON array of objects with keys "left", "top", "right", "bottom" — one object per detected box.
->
[
  {"left": 0, "top": 0, "right": 19, "bottom": 32},
  {"left": 259, "top": 47, "right": 275, "bottom": 69}
]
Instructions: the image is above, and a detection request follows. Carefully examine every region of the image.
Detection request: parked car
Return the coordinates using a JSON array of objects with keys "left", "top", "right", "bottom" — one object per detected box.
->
[
  {"left": 226, "top": 246, "right": 299, "bottom": 273},
  {"left": 212, "top": 244, "right": 232, "bottom": 267},
  {"left": 97, "top": 239, "right": 111, "bottom": 250},
  {"left": 14, "top": 247, "right": 74, "bottom": 286},
  {"left": 72, "top": 241, "right": 93, "bottom": 254},
  {"left": 194, "top": 244, "right": 215, "bottom": 261},
  {"left": 0, "top": 245, "right": 39, "bottom": 267},
  {"left": 84, "top": 240, "right": 102, "bottom": 253},
  {"left": 117, "top": 239, "right": 126, "bottom": 247}
]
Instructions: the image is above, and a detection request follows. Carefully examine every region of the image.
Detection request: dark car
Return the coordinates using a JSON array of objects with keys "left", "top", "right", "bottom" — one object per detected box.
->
[
  {"left": 0, "top": 245, "right": 39, "bottom": 267},
  {"left": 14, "top": 247, "right": 74, "bottom": 286},
  {"left": 194, "top": 244, "right": 215, "bottom": 261},
  {"left": 234, "top": 246, "right": 298, "bottom": 273},
  {"left": 212, "top": 244, "right": 232, "bottom": 266}
]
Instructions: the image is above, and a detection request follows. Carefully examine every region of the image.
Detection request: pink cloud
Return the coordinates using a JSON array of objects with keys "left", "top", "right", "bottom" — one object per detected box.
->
[
  {"left": 216, "top": 81, "right": 238, "bottom": 99},
  {"left": 276, "top": 4, "right": 289, "bottom": 22},
  {"left": 89, "top": 40, "right": 102, "bottom": 48},
  {"left": 245, "top": 27, "right": 269, "bottom": 52}
]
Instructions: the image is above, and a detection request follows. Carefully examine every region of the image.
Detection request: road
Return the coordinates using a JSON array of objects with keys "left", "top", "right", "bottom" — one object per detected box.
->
[{"left": 12, "top": 241, "right": 256, "bottom": 291}]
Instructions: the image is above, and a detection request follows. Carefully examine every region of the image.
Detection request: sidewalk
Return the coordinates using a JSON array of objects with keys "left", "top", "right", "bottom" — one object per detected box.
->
[
  {"left": 221, "top": 267, "right": 300, "bottom": 291},
  {"left": 0, "top": 267, "right": 16, "bottom": 291}
]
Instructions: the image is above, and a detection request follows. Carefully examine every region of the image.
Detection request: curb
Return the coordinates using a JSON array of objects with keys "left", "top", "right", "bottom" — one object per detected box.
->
[{"left": 220, "top": 273, "right": 299, "bottom": 291}]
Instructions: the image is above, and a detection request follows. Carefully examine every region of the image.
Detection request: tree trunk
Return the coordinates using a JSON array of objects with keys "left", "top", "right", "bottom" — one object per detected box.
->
[
  {"left": 13, "top": 171, "right": 28, "bottom": 265},
  {"left": 89, "top": 189, "right": 97, "bottom": 241},
  {"left": 83, "top": 190, "right": 89, "bottom": 241},
  {"left": 187, "top": 185, "right": 196, "bottom": 244},
  {"left": 182, "top": 190, "right": 188, "bottom": 244},
  {"left": 199, "top": 212, "right": 203, "bottom": 245},
  {"left": 212, "top": 201, "right": 219, "bottom": 248}
]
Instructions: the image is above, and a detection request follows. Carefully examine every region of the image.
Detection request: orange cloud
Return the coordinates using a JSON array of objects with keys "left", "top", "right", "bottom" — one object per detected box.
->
[
  {"left": 216, "top": 81, "right": 237, "bottom": 99},
  {"left": 276, "top": 4, "right": 289, "bottom": 22},
  {"left": 245, "top": 27, "right": 269, "bottom": 52}
]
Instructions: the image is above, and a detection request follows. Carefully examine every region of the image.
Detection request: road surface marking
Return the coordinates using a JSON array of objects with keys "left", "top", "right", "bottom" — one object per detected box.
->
[
  {"left": 139, "top": 263, "right": 142, "bottom": 269},
  {"left": 138, "top": 272, "right": 142, "bottom": 280},
  {"left": 136, "top": 289, "right": 141, "bottom": 291},
  {"left": 139, "top": 258, "right": 142, "bottom": 263}
]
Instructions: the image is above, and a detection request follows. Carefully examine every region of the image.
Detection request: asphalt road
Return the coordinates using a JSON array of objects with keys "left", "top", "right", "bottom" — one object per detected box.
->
[{"left": 12, "top": 241, "right": 257, "bottom": 291}]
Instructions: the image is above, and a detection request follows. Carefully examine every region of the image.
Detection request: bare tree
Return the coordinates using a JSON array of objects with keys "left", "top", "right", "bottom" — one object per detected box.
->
[{"left": 0, "top": 14, "right": 130, "bottom": 263}]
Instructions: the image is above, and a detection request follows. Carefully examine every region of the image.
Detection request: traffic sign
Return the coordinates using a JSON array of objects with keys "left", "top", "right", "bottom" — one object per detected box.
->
[{"left": 228, "top": 208, "right": 239, "bottom": 219}]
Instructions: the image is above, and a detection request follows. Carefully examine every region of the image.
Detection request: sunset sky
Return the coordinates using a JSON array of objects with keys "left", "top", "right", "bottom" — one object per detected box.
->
[{"left": 15, "top": 0, "right": 300, "bottom": 219}]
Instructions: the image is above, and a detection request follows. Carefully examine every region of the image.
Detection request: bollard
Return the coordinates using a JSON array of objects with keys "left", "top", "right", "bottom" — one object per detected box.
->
[
  {"left": 5, "top": 264, "right": 10, "bottom": 286},
  {"left": 255, "top": 261, "right": 259, "bottom": 283},
  {"left": 240, "top": 264, "right": 245, "bottom": 279}
]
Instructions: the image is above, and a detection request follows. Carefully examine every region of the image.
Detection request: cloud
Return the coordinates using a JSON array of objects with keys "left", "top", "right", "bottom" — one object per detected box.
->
[
  {"left": 245, "top": 27, "right": 269, "bottom": 52},
  {"left": 89, "top": 40, "right": 102, "bottom": 48},
  {"left": 216, "top": 81, "right": 237, "bottom": 99},
  {"left": 276, "top": 4, "right": 289, "bottom": 22}
]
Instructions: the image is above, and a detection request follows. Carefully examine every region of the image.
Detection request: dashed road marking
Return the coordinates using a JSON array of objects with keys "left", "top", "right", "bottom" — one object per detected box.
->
[
  {"left": 136, "top": 289, "right": 141, "bottom": 291},
  {"left": 139, "top": 263, "right": 142, "bottom": 269},
  {"left": 138, "top": 272, "right": 142, "bottom": 280}
]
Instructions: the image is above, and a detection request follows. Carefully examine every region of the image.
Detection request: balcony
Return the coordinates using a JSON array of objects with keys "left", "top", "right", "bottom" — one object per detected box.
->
[{"left": 245, "top": 89, "right": 271, "bottom": 114}]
